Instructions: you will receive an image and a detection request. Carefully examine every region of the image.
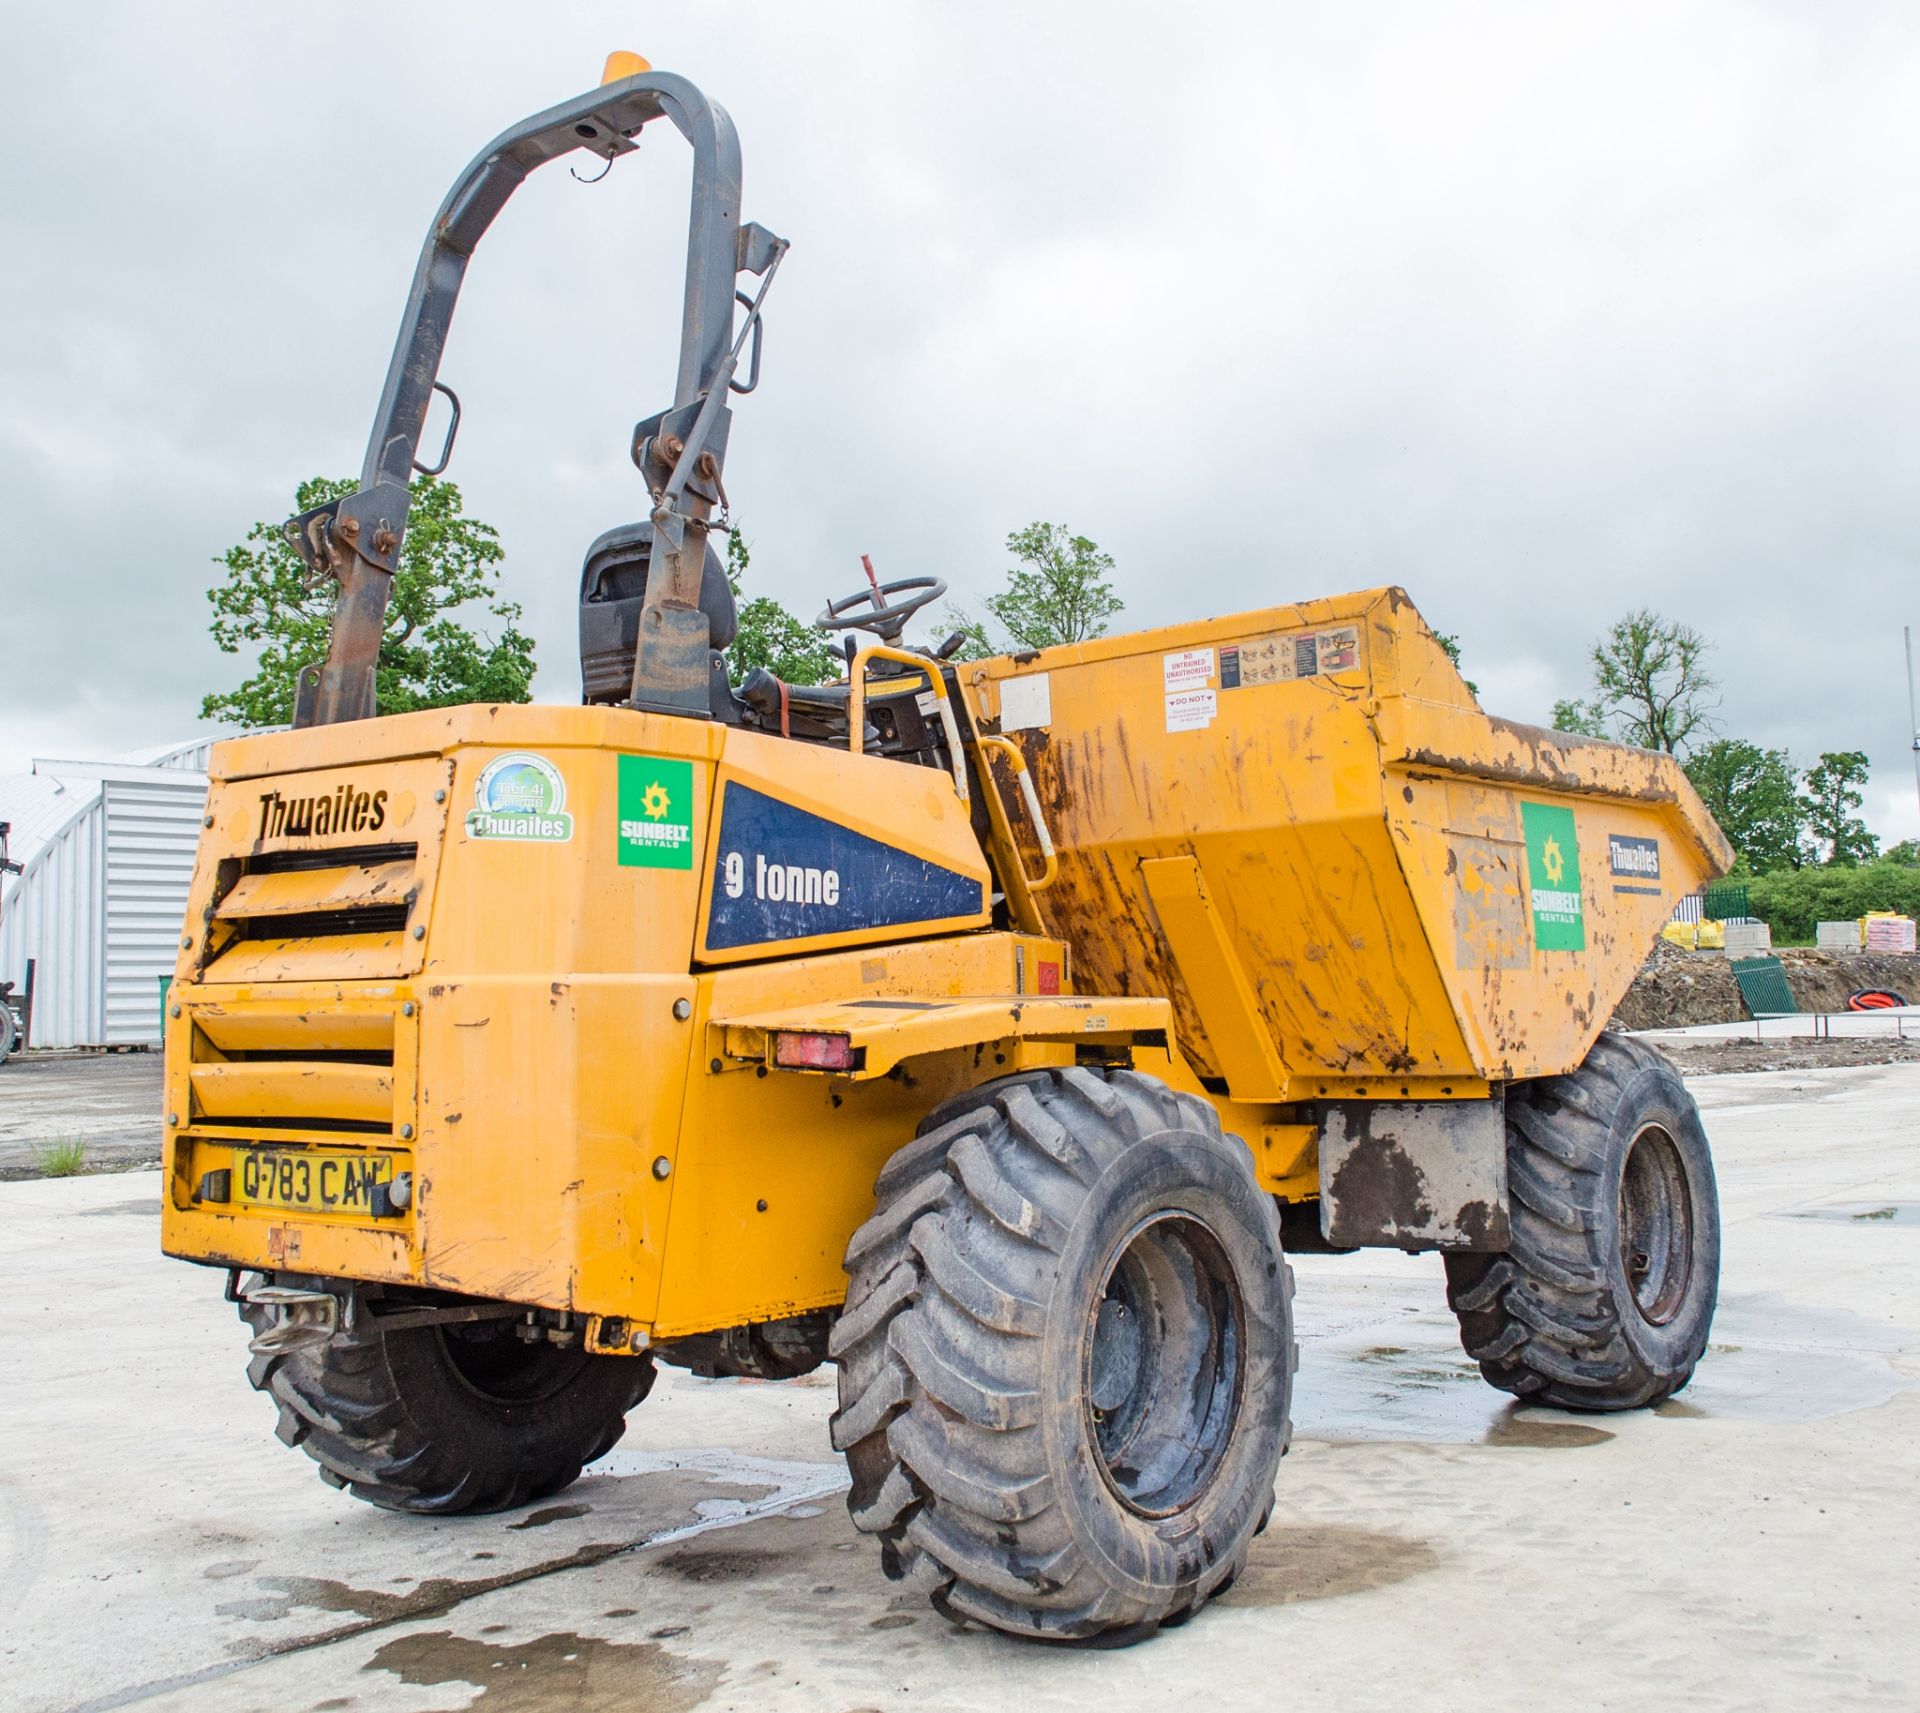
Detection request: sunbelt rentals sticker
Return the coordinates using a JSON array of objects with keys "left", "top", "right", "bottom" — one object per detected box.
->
[
  {"left": 467, "top": 753, "right": 573, "bottom": 842},
  {"left": 1521, "top": 801, "right": 1585, "bottom": 951},
  {"left": 618, "top": 755, "right": 694, "bottom": 869}
]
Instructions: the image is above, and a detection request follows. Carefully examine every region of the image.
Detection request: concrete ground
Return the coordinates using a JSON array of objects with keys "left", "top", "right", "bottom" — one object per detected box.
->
[
  {"left": 2, "top": 1065, "right": 1917, "bottom": 1712},
  {"left": 0, "top": 1052, "right": 163, "bottom": 1177}
]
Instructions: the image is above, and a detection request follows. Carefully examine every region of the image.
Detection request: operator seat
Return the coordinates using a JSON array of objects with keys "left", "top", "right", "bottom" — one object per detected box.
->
[{"left": 578, "top": 521, "right": 738, "bottom": 708}]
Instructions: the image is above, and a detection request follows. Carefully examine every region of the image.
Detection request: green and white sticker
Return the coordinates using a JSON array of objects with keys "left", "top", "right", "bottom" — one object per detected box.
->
[
  {"left": 618, "top": 755, "right": 695, "bottom": 869},
  {"left": 466, "top": 753, "right": 573, "bottom": 842},
  {"left": 1522, "top": 801, "right": 1585, "bottom": 951}
]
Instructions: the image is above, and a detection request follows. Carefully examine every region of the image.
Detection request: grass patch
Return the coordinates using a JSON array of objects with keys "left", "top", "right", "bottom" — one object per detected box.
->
[{"left": 35, "top": 1138, "right": 87, "bottom": 1177}]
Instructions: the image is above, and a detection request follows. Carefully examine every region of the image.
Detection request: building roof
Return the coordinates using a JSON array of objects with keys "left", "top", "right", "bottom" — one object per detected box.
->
[{"left": 0, "top": 734, "right": 237, "bottom": 901}]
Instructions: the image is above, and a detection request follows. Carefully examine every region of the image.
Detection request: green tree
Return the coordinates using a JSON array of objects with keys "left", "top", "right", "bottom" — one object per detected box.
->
[
  {"left": 202, "top": 475, "right": 533, "bottom": 727},
  {"left": 985, "top": 523, "right": 1123, "bottom": 651},
  {"left": 1550, "top": 696, "right": 1611, "bottom": 739},
  {"left": 1585, "top": 609, "right": 1718, "bottom": 753},
  {"left": 1801, "top": 750, "right": 1878, "bottom": 866},
  {"left": 1884, "top": 838, "right": 1920, "bottom": 866},
  {"left": 1683, "top": 738, "right": 1804, "bottom": 874},
  {"left": 722, "top": 528, "right": 838, "bottom": 686}
]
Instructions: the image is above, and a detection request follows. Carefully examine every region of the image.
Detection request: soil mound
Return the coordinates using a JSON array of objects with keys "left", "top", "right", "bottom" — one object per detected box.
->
[{"left": 1611, "top": 940, "right": 1920, "bottom": 1031}]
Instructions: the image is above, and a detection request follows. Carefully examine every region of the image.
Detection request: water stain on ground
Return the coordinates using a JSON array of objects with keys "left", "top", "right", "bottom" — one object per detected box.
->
[
  {"left": 509, "top": 1503, "right": 592, "bottom": 1530},
  {"left": 1481, "top": 1415, "right": 1615, "bottom": 1449},
  {"left": 652, "top": 1545, "right": 796, "bottom": 1585},
  {"left": 1220, "top": 1524, "right": 1438, "bottom": 1607},
  {"left": 1776, "top": 1201, "right": 1920, "bottom": 1225},
  {"left": 364, "top": 1628, "right": 720, "bottom": 1712},
  {"left": 76, "top": 1199, "right": 160, "bottom": 1217}
]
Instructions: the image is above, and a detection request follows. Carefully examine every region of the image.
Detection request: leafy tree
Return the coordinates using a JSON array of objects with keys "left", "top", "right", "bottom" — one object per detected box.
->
[
  {"left": 1884, "top": 838, "right": 1920, "bottom": 866},
  {"left": 941, "top": 522, "right": 1124, "bottom": 658},
  {"left": 202, "top": 475, "right": 532, "bottom": 727},
  {"left": 1550, "top": 696, "right": 1611, "bottom": 739},
  {"left": 1584, "top": 610, "right": 1718, "bottom": 753},
  {"left": 1434, "top": 632, "right": 1479, "bottom": 697},
  {"left": 721, "top": 528, "right": 838, "bottom": 686},
  {"left": 985, "top": 523, "right": 1123, "bottom": 651},
  {"left": 1801, "top": 750, "right": 1878, "bottom": 866},
  {"left": 937, "top": 606, "right": 999, "bottom": 663},
  {"left": 1683, "top": 739, "right": 1804, "bottom": 874}
]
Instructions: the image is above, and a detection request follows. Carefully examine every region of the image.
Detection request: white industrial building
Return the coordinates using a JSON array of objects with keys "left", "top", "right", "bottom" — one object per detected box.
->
[{"left": 0, "top": 737, "right": 229, "bottom": 1049}]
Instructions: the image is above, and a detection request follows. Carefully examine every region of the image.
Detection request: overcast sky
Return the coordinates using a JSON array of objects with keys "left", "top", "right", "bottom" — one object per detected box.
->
[{"left": 5, "top": 3, "right": 1919, "bottom": 837}]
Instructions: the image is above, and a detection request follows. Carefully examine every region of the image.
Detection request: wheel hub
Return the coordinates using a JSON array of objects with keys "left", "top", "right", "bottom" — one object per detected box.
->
[
  {"left": 1083, "top": 1212, "right": 1245, "bottom": 1519},
  {"left": 1618, "top": 1123, "right": 1694, "bottom": 1326}
]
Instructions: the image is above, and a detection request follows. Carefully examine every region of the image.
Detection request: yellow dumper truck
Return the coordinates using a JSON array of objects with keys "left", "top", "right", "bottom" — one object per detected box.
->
[{"left": 161, "top": 61, "right": 1731, "bottom": 1642}]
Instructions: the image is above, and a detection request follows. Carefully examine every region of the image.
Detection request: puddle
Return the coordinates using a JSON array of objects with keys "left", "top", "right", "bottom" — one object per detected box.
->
[
  {"left": 510, "top": 1503, "right": 592, "bottom": 1530},
  {"left": 1220, "top": 1524, "right": 1437, "bottom": 1607},
  {"left": 364, "top": 1629, "right": 720, "bottom": 1712},
  {"left": 1775, "top": 1202, "right": 1920, "bottom": 1226},
  {"left": 1480, "top": 1415, "right": 1614, "bottom": 1449},
  {"left": 1675, "top": 1292, "right": 1917, "bottom": 1425}
]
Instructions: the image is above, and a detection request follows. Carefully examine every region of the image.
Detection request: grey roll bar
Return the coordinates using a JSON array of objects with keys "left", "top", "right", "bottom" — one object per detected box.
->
[{"left": 287, "top": 68, "right": 784, "bottom": 727}]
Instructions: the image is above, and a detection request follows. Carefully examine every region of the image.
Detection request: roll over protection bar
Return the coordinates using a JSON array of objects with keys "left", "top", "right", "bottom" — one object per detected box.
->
[{"left": 287, "top": 69, "right": 785, "bottom": 727}]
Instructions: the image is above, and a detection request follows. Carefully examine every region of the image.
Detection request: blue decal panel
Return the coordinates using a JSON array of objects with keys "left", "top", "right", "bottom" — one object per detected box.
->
[{"left": 705, "top": 783, "right": 985, "bottom": 951}]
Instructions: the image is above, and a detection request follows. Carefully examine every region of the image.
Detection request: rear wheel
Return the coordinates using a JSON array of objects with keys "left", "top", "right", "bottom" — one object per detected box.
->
[
  {"left": 831, "top": 1068, "right": 1294, "bottom": 1642},
  {"left": 1445, "top": 1035, "right": 1719, "bottom": 1411},
  {"left": 240, "top": 1286, "right": 653, "bottom": 1513}
]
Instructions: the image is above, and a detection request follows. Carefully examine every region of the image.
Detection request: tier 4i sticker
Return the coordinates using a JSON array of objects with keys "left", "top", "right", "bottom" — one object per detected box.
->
[
  {"left": 618, "top": 755, "right": 695, "bottom": 869},
  {"left": 467, "top": 753, "right": 574, "bottom": 842}
]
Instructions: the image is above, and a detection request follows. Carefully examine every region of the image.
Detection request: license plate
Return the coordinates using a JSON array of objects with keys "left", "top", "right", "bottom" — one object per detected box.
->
[{"left": 234, "top": 1146, "right": 395, "bottom": 1214}]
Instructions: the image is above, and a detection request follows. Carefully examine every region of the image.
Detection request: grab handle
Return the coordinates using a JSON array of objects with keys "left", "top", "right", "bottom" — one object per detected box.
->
[{"left": 977, "top": 734, "right": 1058, "bottom": 893}]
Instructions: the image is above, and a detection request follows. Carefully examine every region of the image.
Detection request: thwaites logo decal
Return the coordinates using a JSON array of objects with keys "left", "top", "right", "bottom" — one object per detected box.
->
[
  {"left": 466, "top": 753, "right": 573, "bottom": 842},
  {"left": 1608, "top": 833, "right": 1662, "bottom": 895},
  {"left": 1521, "top": 801, "right": 1585, "bottom": 951},
  {"left": 255, "top": 781, "right": 387, "bottom": 841},
  {"left": 705, "top": 783, "right": 984, "bottom": 951},
  {"left": 618, "top": 755, "right": 695, "bottom": 869}
]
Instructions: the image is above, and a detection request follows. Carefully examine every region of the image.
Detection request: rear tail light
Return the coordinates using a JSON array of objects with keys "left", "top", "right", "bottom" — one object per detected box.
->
[{"left": 773, "top": 1031, "right": 858, "bottom": 1071}]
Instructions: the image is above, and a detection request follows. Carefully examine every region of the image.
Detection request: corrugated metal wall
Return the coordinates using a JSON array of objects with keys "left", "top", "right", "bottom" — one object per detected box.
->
[
  {"left": 101, "top": 775, "right": 208, "bottom": 1045},
  {"left": 0, "top": 795, "right": 106, "bottom": 1048}
]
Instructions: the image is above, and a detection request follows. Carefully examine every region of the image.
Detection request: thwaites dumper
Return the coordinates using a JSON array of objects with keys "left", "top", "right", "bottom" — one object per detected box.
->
[{"left": 162, "top": 59, "right": 1732, "bottom": 1642}]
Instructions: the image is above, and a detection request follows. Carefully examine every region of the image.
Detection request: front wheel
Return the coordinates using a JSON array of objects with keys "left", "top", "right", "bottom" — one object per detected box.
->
[
  {"left": 240, "top": 1285, "right": 654, "bottom": 1513},
  {"left": 1445, "top": 1034, "right": 1720, "bottom": 1411},
  {"left": 831, "top": 1068, "right": 1294, "bottom": 1643}
]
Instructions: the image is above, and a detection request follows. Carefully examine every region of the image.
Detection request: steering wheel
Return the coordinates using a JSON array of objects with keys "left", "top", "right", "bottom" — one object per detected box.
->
[{"left": 818, "top": 575, "right": 948, "bottom": 645}]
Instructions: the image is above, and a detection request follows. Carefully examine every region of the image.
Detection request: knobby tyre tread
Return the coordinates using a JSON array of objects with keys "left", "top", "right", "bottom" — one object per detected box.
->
[
  {"left": 1445, "top": 1034, "right": 1720, "bottom": 1411},
  {"left": 832, "top": 1068, "right": 1294, "bottom": 1642},
  {"left": 239, "top": 1288, "right": 654, "bottom": 1513}
]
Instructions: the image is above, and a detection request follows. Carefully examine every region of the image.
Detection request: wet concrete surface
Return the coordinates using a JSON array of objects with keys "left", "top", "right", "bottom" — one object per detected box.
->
[
  {"left": 3, "top": 1062, "right": 1918, "bottom": 1710},
  {"left": 0, "top": 1052, "right": 163, "bottom": 1177}
]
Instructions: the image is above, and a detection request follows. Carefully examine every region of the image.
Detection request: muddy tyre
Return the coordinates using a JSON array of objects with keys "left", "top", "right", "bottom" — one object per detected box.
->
[
  {"left": 831, "top": 1068, "right": 1294, "bottom": 1642},
  {"left": 240, "top": 1287, "right": 653, "bottom": 1513},
  {"left": 1445, "top": 1034, "right": 1719, "bottom": 1411}
]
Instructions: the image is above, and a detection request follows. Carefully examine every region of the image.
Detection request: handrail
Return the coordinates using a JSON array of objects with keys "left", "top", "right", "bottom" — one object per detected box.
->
[
  {"left": 976, "top": 735, "right": 1059, "bottom": 894},
  {"left": 845, "top": 646, "right": 970, "bottom": 806}
]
